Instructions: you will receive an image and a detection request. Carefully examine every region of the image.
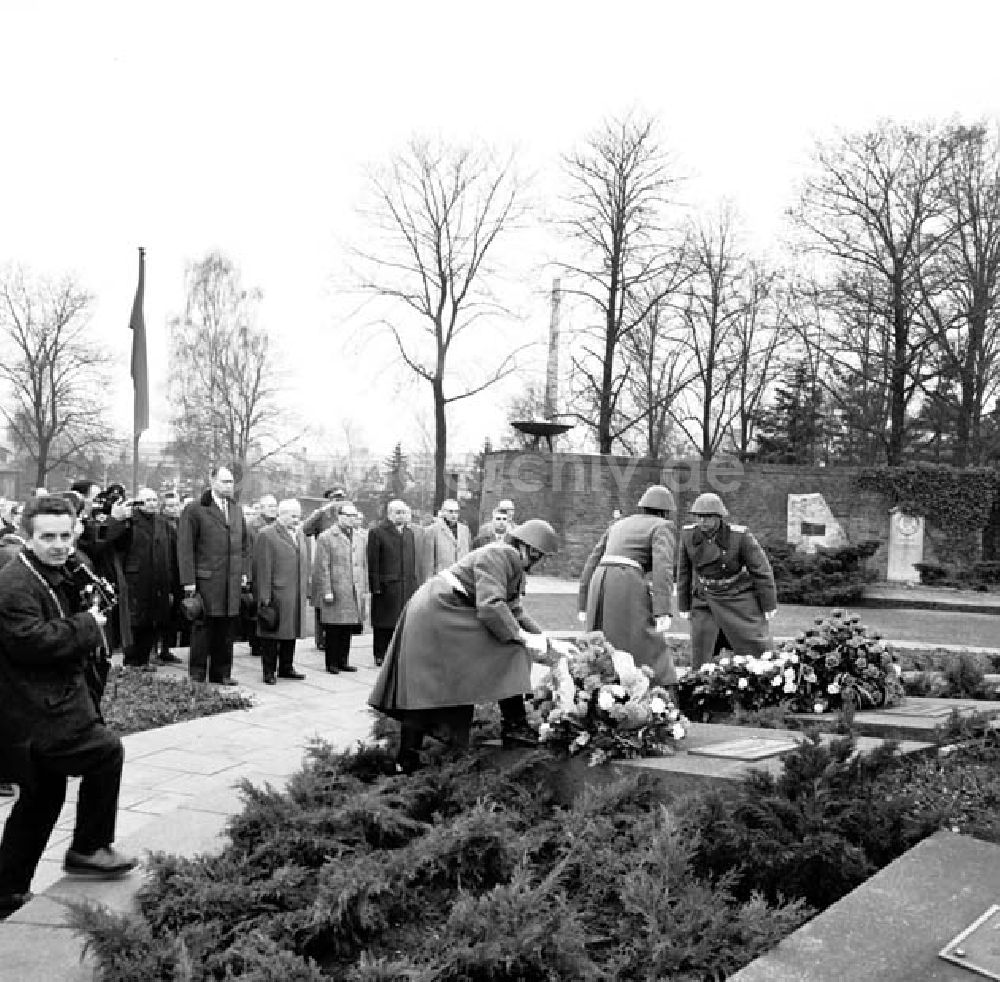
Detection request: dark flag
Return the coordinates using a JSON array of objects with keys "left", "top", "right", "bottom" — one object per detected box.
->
[{"left": 130, "top": 247, "right": 149, "bottom": 436}]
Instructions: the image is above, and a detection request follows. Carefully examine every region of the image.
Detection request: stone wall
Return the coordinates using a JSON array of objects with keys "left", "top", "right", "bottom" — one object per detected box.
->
[{"left": 480, "top": 451, "right": 970, "bottom": 580}]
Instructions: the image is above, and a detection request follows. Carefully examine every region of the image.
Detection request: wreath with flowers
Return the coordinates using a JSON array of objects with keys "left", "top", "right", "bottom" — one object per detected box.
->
[
  {"left": 677, "top": 609, "right": 905, "bottom": 720},
  {"left": 526, "top": 632, "right": 688, "bottom": 767}
]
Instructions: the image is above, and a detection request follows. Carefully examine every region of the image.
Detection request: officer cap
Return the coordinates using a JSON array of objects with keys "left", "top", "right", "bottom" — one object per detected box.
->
[{"left": 689, "top": 492, "right": 729, "bottom": 517}]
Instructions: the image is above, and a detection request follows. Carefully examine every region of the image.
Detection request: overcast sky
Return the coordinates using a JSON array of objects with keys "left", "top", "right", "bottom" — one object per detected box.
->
[{"left": 2, "top": 0, "right": 999, "bottom": 457}]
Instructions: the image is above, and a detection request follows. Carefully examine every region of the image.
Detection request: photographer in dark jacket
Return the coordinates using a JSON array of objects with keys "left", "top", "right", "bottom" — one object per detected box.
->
[
  {"left": 0, "top": 496, "right": 136, "bottom": 920},
  {"left": 114, "top": 488, "right": 179, "bottom": 669}
]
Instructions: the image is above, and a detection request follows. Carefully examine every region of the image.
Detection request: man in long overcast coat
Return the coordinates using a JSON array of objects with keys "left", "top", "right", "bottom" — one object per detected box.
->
[
  {"left": 367, "top": 499, "right": 419, "bottom": 666},
  {"left": 177, "top": 466, "right": 251, "bottom": 684}
]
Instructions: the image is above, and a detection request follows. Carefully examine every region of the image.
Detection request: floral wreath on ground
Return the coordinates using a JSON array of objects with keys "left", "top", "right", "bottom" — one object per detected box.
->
[
  {"left": 677, "top": 609, "right": 905, "bottom": 720},
  {"left": 527, "top": 631, "right": 689, "bottom": 767}
]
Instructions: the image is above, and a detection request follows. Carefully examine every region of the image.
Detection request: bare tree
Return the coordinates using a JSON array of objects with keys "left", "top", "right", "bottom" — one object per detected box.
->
[
  {"left": 672, "top": 208, "right": 750, "bottom": 459},
  {"left": 792, "top": 121, "right": 953, "bottom": 464},
  {"left": 0, "top": 267, "right": 111, "bottom": 486},
  {"left": 354, "top": 136, "right": 525, "bottom": 507},
  {"left": 617, "top": 291, "right": 695, "bottom": 458},
  {"left": 918, "top": 122, "right": 1000, "bottom": 465},
  {"left": 167, "top": 252, "right": 293, "bottom": 487},
  {"left": 558, "top": 112, "right": 683, "bottom": 453}
]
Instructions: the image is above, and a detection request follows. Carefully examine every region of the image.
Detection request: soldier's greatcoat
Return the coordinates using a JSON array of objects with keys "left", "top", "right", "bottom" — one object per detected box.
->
[
  {"left": 676, "top": 521, "right": 777, "bottom": 668},
  {"left": 369, "top": 544, "right": 541, "bottom": 719},
  {"left": 578, "top": 513, "right": 677, "bottom": 684}
]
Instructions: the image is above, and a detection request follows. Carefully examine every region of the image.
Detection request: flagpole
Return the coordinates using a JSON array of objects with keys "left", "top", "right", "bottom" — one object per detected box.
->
[{"left": 130, "top": 246, "right": 148, "bottom": 496}]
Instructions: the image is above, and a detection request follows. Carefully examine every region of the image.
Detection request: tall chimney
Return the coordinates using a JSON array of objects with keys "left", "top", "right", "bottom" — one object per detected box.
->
[{"left": 544, "top": 278, "right": 561, "bottom": 420}]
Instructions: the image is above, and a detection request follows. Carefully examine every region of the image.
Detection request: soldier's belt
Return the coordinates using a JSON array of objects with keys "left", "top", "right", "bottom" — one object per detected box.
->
[
  {"left": 598, "top": 555, "right": 644, "bottom": 571},
  {"left": 698, "top": 568, "right": 748, "bottom": 590}
]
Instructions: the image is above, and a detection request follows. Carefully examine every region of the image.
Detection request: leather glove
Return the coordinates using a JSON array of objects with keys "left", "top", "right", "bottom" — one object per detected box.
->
[
  {"left": 521, "top": 631, "right": 547, "bottom": 653},
  {"left": 577, "top": 611, "right": 586, "bottom": 624},
  {"left": 184, "top": 584, "right": 196, "bottom": 596},
  {"left": 764, "top": 609, "right": 777, "bottom": 621},
  {"left": 654, "top": 615, "right": 672, "bottom": 633}
]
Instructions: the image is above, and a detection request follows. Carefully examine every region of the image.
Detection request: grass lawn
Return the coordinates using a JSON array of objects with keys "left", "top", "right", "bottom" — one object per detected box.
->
[{"left": 524, "top": 593, "right": 1000, "bottom": 648}]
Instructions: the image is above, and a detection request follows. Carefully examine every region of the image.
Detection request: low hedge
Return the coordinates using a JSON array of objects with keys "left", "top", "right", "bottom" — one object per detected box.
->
[
  {"left": 766, "top": 540, "right": 880, "bottom": 606},
  {"left": 69, "top": 729, "right": 1000, "bottom": 981}
]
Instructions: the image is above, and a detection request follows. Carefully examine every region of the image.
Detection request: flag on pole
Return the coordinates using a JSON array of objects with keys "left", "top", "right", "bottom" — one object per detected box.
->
[{"left": 130, "top": 247, "right": 149, "bottom": 437}]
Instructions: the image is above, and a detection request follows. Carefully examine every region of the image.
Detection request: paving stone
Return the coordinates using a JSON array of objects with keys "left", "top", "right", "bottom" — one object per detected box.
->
[{"left": 730, "top": 830, "right": 1000, "bottom": 982}]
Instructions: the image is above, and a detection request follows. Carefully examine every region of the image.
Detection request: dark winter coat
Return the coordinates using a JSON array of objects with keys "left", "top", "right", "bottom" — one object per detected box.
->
[
  {"left": 677, "top": 521, "right": 777, "bottom": 667},
  {"left": 177, "top": 491, "right": 251, "bottom": 618},
  {"left": 253, "top": 522, "right": 310, "bottom": 640},
  {"left": 367, "top": 519, "right": 419, "bottom": 629},
  {"left": 115, "top": 511, "right": 178, "bottom": 629},
  {"left": 0, "top": 550, "right": 105, "bottom": 750}
]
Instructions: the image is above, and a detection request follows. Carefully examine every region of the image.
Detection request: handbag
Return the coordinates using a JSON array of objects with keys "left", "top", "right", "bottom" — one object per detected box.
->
[{"left": 257, "top": 600, "right": 279, "bottom": 631}]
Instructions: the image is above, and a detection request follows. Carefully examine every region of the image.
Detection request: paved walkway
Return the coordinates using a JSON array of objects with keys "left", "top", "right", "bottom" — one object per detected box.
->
[{"left": 0, "top": 635, "right": 382, "bottom": 981}]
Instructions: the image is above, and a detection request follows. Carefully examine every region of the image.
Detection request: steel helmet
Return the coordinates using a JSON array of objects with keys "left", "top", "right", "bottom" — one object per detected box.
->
[
  {"left": 637, "top": 485, "right": 675, "bottom": 512},
  {"left": 689, "top": 492, "right": 728, "bottom": 517},
  {"left": 509, "top": 519, "right": 559, "bottom": 555}
]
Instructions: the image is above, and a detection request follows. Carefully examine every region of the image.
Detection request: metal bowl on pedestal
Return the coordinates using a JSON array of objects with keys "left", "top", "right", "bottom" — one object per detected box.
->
[{"left": 511, "top": 420, "right": 573, "bottom": 452}]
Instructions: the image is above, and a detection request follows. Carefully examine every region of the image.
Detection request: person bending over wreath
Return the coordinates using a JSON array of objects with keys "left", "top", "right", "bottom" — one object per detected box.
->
[{"left": 369, "top": 519, "right": 558, "bottom": 773}]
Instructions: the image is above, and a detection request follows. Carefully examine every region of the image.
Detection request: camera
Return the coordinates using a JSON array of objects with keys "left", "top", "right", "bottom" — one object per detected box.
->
[{"left": 92, "top": 483, "right": 128, "bottom": 517}]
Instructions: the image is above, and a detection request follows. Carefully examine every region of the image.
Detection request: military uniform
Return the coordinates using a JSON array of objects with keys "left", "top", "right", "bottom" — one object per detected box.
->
[
  {"left": 578, "top": 513, "right": 677, "bottom": 684},
  {"left": 677, "top": 520, "right": 776, "bottom": 669}
]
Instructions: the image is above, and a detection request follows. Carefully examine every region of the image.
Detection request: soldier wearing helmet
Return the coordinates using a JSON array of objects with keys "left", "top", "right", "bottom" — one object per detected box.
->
[
  {"left": 677, "top": 492, "right": 777, "bottom": 669},
  {"left": 577, "top": 485, "right": 678, "bottom": 687},
  {"left": 369, "top": 518, "right": 558, "bottom": 773}
]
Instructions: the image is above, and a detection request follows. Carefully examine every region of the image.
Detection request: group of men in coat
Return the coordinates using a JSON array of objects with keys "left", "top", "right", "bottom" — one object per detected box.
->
[{"left": 578, "top": 487, "right": 778, "bottom": 685}]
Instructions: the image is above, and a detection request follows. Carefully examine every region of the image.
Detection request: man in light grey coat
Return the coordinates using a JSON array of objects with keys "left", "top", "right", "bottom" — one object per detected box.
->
[{"left": 420, "top": 499, "right": 471, "bottom": 580}]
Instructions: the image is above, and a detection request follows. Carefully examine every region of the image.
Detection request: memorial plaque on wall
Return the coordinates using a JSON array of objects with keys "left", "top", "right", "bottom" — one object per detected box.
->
[
  {"left": 786, "top": 493, "right": 849, "bottom": 553},
  {"left": 939, "top": 904, "right": 1000, "bottom": 979}
]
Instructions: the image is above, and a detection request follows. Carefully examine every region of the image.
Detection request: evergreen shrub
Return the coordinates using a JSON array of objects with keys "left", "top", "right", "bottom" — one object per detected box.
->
[{"left": 766, "top": 540, "right": 880, "bottom": 605}]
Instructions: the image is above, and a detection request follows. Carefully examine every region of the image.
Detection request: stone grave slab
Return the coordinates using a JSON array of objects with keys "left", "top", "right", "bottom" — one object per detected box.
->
[
  {"left": 687, "top": 736, "right": 802, "bottom": 760},
  {"left": 730, "top": 829, "right": 1000, "bottom": 982},
  {"left": 788, "top": 696, "right": 1000, "bottom": 742},
  {"left": 617, "top": 722, "right": 932, "bottom": 796},
  {"left": 939, "top": 904, "right": 1000, "bottom": 979}
]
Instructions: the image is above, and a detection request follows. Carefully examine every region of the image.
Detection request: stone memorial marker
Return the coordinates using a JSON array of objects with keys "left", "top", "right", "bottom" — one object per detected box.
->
[
  {"left": 687, "top": 736, "right": 802, "bottom": 760},
  {"left": 939, "top": 904, "right": 1000, "bottom": 979},
  {"left": 886, "top": 507, "right": 924, "bottom": 583}
]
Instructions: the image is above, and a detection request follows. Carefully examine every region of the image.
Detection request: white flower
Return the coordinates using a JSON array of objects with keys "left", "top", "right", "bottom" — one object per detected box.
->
[
  {"left": 671, "top": 723, "right": 686, "bottom": 740},
  {"left": 813, "top": 702, "right": 825, "bottom": 714},
  {"left": 732, "top": 655, "right": 747, "bottom": 665},
  {"left": 893, "top": 664, "right": 902, "bottom": 676},
  {"left": 783, "top": 682, "right": 796, "bottom": 694},
  {"left": 738, "top": 677, "right": 749, "bottom": 689},
  {"left": 785, "top": 653, "right": 799, "bottom": 664},
  {"left": 718, "top": 657, "right": 731, "bottom": 667},
  {"left": 572, "top": 732, "right": 591, "bottom": 748},
  {"left": 597, "top": 689, "right": 615, "bottom": 711},
  {"left": 827, "top": 682, "right": 841, "bottom": 695},
  {"left": 771, "top": 675, "right": 783, "bottom": 687},
  {"left": 700, "top": 663, "right": 717, "bottom": 674},
  {"left": 538, "top": 722, "right": 552, "bottom": 740},
  {"left": 760, "top": 650, "right": 773, "bottom": 661},
  {"left": 649, "top": 696, "right": 667, "bottom": 715},
  {"left": 610, "top": 684, "right": 627, "bottom": 699},
  {"left": 783, "top": 667, "right": 796, "bottom": 680},
  {"left": 748, "top": 660, "right": 765, "bottom": 676}
]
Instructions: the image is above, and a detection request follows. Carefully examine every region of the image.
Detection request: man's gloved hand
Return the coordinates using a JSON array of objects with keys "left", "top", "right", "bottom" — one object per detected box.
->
[
  {"left": 184, "top": 584, "right": 196, "bottom": 596},
  {"left": 88, "top": 605, "right": 107, "bottom": 628},
  {"left": 324, "top": 592, "right": 334, "bottom": 603},
  {"left": 577, "top": 611, "right": 586, "bottom": 624},
  {"left": 678, "top": 610, "right": 691, "bottom": 620},
  {"left": 764, "top": 608, "right": 777, "bottom": 621},
  {"left": 520, "top": 631, "right": 548, "bottom": 653},
  {"left": 654, "top": 615, "right": 672, "bottom": 633}
]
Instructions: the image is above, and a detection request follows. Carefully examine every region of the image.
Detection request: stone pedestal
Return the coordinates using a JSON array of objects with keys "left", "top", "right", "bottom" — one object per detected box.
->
[{"left": 887, "top": 509, "right": 924, "bottom": 583}]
